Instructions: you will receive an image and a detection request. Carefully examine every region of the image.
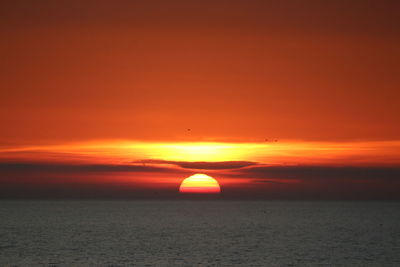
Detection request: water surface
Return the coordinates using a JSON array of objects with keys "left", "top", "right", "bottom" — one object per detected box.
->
[{"left": 0, "top": 201, "right": 399, "bottom": 266}]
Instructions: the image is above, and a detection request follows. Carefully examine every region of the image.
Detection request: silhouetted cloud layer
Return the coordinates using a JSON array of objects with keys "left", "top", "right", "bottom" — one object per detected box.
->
[
  {"left": 0, "top": 162, "right": 180, "bottom": 173},
  {"left": 1, "top": 162, "right": 399, "bottom": 199},
  {"left": 132, "top": 159, "right": 258, "bottom": 170},
  {"left": 1, "top": 162, "right": 399, "bottom": 181},
  {"left": 230, "top": 165, "right": 400, "bottom": 181}
]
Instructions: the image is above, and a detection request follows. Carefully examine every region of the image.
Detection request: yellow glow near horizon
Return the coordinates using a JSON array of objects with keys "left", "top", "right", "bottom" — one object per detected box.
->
[
  {"left": 1, "top": 140, "right": 400, "bottom": 166},
  {"left": 151, "top": 142, "right": 262, "bottom": 161},
  {"left": 0, "top": 141, "right": 264, "bottom": 162}
]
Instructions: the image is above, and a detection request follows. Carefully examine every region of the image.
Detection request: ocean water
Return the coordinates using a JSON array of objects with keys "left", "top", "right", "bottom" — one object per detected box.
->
[{"left": 0, "top": 201, "right": 399, "bottom": 266}]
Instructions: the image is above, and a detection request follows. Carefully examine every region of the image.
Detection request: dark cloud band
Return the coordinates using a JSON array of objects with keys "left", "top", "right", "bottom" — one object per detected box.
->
[{"left": 132, "top": 159, "right": 258, "bottom": 170}]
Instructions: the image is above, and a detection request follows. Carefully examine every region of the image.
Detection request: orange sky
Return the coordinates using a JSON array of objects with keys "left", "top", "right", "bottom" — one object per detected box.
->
[
  {"left": 1, "top": 0, "right": 399, "bottom": 144},
  {"left": 0, "top": 1, "right": 399, "bottom": 199}
]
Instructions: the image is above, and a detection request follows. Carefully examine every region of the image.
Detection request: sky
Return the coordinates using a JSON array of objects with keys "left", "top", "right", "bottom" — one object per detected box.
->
[{"left": 0, "top": 0, "right": 399, "bottom": 199}]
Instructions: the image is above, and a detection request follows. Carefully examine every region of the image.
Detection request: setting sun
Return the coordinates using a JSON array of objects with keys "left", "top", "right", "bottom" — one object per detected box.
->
[{"left": 179, "top": 174, "right": 221, "bottom": 194}]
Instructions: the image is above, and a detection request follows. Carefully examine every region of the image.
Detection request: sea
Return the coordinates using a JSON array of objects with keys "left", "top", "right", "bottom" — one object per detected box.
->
[{"left": 0, "top": 200, "right": 399, "bottom": 266}]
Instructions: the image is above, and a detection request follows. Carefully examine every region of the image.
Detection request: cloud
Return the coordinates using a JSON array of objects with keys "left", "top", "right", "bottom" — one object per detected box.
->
[
  {"left": 229, "top": 165, "right": 400, "bottom": 181},
  {"left": 0, "top": 162, "right": 399, "bottom": 200},
  {"left": 0, "top": 159, "right": 257, "bottom": 174},
  {"left": 0, "top": 162, "right": 183, "bottom": 173},
  {"left": 132, "top": 159, "right": 258, "bottom": 170}
]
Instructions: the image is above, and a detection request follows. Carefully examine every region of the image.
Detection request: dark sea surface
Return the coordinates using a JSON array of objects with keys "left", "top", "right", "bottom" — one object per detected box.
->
[{"left": 0, "top": 200, "right": 399, "bottom": 266}]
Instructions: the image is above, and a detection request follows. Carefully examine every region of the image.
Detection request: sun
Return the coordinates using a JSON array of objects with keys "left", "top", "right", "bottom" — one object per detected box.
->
[{"left": 179, "top": 174, "right": 221, "bottom": 194}]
